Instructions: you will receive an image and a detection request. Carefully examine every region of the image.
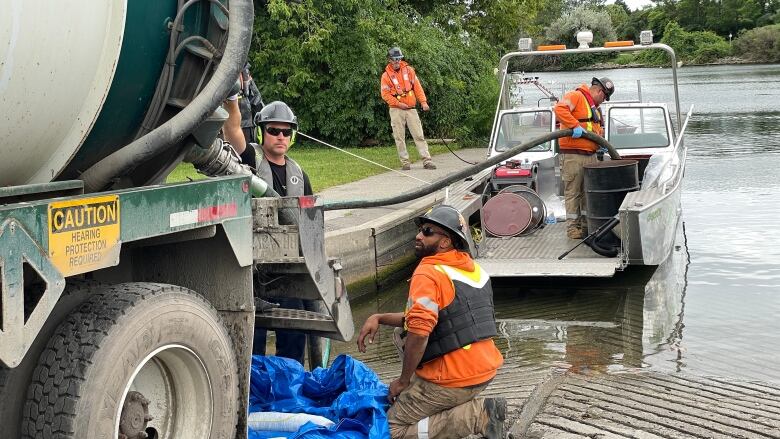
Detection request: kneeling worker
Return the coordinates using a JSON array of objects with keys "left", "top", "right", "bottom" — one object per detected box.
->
[{"left": 357, "top": 205, "right": 506, "bottom": 438}]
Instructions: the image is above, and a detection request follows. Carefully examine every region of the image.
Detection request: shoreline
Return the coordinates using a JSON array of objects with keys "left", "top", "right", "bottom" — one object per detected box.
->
[{"left": 585, "top": 56, "right": 764, "bottom": 70}]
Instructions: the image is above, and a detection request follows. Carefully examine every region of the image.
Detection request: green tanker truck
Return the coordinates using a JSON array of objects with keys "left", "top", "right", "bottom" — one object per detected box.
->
[{"left": 0, "top": 1, "right": 353, "bottom": 438}]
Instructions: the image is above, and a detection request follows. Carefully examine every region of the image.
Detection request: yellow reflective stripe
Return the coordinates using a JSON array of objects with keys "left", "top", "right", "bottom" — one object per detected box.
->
[
  {"left": 585, "top": 103, "right": 594, "bottom": 132},
  {"left": 435, "top": 263, "right": 489, "bottom": 288}
]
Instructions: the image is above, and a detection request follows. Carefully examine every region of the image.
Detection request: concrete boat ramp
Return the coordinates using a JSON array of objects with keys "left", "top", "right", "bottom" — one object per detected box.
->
[
  {"left": 318, "top": 149, "right": 780, "bottom": 437},
  {"left": 341, "top": 341, "right": 780, "bottom": 438},
  {"left": 505, "top": 371, "right": 780, "bottom": 438}
]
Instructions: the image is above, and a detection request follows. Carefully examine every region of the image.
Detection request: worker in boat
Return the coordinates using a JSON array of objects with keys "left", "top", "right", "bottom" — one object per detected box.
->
[
  {"left": 380, "top": 46, "right": 437, "bottom": 171},
  {"left": 357, "top": 205, "right": 506, "bottom": 438},
  {"left": 554, "top": 77, "right": 615, "bottom": 239},
  {"left": 252, "top": 101, "right": 313, "bottom": 365}
]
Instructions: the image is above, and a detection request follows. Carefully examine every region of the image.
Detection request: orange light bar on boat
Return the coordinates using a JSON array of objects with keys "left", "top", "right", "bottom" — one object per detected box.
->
[
  {"left": 604, "top": 41, "right": 635, "bottom": 47},
  {"left": 537, "top": 44, "right": 566, "bottom": 51}
]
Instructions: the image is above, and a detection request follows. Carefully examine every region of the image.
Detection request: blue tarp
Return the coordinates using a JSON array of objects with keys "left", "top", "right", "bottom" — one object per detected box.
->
[{"left": 249, "top": 354, "right": 390, "bottom": 439}]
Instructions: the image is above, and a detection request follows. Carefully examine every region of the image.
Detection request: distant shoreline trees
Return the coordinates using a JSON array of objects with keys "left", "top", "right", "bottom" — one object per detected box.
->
[{"left": 249, "top": 0, "right": 780, "bottom": 146}]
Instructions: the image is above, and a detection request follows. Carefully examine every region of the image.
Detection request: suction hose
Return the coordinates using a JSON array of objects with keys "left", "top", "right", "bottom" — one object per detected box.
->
[
  {"left": 184, "top": 138, "right": 279, "bottom": 198},
  {"left": 323, "top": 129, "right": 619, "bottom": 211},
  {"left": 78, "top": 0, "right": 254, "bottom": 193}
]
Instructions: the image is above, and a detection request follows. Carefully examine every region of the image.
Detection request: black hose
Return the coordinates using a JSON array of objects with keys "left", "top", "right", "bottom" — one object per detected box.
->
[
  {"left": 78, "top": 0, "right": 254, "bottom": 193},
  {"left": 323, "top": 129, "right": 619, "bottom": 211},
  {"left": 585, "top": 236, "right": 620, "bottom": 258},
  {"left": 440, "top": 138, "right": 478, "bottom": 165}
]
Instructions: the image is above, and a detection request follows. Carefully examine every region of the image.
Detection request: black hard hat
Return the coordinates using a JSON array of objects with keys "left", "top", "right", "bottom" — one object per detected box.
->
[
  {"left": 387, "top": 46, "right": 404, "bottom": 60},
  {"left": 254, "top": 101, "right": 298, "bottom": 129},
  {"left": 414, "top": 205, "right": 469, "bottom": 250},
  {"left": 592, "top": 77, "right": 615, "bottom": 101}
]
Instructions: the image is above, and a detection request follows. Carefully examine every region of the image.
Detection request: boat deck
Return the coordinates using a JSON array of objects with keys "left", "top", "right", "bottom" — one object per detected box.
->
[
  {"left": 477, "top": 222, "right": 622, "bottom": 277},
  {"left": 447, "top": 170, "right": 623, "bottom": 277}
]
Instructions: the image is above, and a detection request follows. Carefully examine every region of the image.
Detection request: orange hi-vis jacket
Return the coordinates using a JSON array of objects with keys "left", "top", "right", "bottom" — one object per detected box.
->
[
  {"left": 404, "top": 250, "right": 504, "bottom": 388},
  {"left": 554, "top": 84, "right": 604, "bottom": 154},
  {"left": 381, "top": 61, "right": 428, "bottom": 109}
]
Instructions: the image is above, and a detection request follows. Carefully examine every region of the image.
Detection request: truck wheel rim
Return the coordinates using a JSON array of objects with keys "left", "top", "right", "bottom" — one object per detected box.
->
[{"left": 116, "top": 344, "right": 213, "bottom": 439}]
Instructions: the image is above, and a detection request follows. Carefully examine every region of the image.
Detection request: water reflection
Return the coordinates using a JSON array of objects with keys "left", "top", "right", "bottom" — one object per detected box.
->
[
  {"left": 490, "top": 223, "right": 688, "bottom": 377},
  {"left": 333, "top": 224, "right": 690, "bottom": 389},
  {"left": 688, "top": 112, "right": 780, "bottom": 156},
  {"left": 331, "top": 65, "right": 780, "bottom": 389}
]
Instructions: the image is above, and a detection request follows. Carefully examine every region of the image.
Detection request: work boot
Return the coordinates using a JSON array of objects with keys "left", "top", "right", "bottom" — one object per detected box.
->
[
  {"left": 566, "top": 220, "right": 584, "bottom": 239},
  {"left": 423, "top": 161, "right": 437, "bottom": 170},
  {"left": 579, "top": 217, "right": 589, "bottom": 236},
  {"left": 401, "top": 163, "right": 411, "bottom": 171},
  {"left": 481, "top": 397, "right": 507, "bottom": 439}
]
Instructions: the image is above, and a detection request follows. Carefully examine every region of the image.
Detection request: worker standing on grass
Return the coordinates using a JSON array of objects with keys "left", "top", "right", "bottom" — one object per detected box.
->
[
  {"left": 554, "top": 77, "right": 615, "bottom": 240},
  {"left": 381, "top": 46, "right": 437, "bottom": 171},
  {"left": 357, "top": 205, "right": 506, "bottom": 438}
]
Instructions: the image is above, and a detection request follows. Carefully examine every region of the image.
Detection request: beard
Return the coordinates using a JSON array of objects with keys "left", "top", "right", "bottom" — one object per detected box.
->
[{"left": 414, "top": 241, "right": 438, "bottom": 259}]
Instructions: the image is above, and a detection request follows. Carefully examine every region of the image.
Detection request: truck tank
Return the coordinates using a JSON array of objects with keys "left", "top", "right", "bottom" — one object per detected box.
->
[{"left": 0, "top": 0, "right": 237, "bottom": 187}]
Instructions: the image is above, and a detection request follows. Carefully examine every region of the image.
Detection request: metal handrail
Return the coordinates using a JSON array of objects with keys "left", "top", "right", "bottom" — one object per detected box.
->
[{"left": 494, "top": 44, "right": 682, "bottom": 137}]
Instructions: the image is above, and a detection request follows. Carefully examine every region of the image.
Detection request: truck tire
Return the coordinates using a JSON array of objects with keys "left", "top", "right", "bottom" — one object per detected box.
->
[
  {"left": 21, "top": 283, "right": 239, "bottom": 439},
  {"left": 0, "top": 280, "right": 100, "bottom": 439}
]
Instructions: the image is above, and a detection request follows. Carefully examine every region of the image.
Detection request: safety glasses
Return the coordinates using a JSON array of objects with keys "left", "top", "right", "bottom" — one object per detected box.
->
[
  {"left": 419, "top": 225, "right": 448, "bottom": 238},
  {"left": 265, "top": 127, "right": 293, "bottom": 137}
]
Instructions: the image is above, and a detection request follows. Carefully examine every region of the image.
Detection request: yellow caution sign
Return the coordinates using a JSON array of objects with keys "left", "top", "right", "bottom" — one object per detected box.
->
[{"left": 48, "top": 195, "right": 121, "bottom": 276}]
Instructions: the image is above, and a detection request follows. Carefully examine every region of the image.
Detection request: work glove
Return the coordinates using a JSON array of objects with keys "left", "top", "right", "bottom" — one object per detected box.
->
[{"left": 572, "top": 126, "right": 584, "bottom": 138}]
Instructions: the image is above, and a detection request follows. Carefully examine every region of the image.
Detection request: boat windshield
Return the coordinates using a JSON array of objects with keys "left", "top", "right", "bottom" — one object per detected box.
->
[
  {"left": 607, "top": 107, "right": 670, "bottom": 149},
  {"left": 494, "top": 110, "right": 553, "bottom": 152}
]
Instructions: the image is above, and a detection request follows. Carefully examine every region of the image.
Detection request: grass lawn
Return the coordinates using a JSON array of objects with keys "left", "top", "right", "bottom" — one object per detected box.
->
[{"left": 166, "top": 142, "right": 470, "bottom": 192}]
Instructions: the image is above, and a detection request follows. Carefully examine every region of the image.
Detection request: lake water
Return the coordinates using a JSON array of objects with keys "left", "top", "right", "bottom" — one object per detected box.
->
[{"left": 331, "top": 64, "right": 780, "bottom": 386}]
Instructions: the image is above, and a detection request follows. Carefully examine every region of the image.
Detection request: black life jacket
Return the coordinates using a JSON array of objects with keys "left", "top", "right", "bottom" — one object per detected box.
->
[{"left": 421, "top": 263, "right": 497, "bottom": 364}]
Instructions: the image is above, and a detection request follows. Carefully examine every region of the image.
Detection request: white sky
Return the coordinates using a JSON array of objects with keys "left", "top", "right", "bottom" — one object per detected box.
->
[{"left": 605, "top": 0, "right": 654, "bottom": 11}]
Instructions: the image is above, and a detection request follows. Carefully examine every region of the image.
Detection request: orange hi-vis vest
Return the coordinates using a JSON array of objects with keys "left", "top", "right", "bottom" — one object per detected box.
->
[
  {"left": 554, "top": 84, "right": 604, "bottom": 154},
  {"left": 381, "top": 61, "right": 428, "bottom": 109},
  {"left": 404, "top": 250, "right": 503, "bottom": 388}
]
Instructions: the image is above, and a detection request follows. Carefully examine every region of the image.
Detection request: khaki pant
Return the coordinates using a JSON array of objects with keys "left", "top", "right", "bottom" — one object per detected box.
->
[
  {"left": 389, "top": 107, "right": 432, "bottom": 165},
  {"left": 387, "top": 375, "right": 489, "bottom": 439},
  {"left": 560, "top": 152, "right": 597, "bottom": 231}
]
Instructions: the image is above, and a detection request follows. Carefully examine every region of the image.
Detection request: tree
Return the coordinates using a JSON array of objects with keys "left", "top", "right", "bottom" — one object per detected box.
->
[
  {"left": 250, "top": 0, "right": 500, "bottom": 145},
  {"left": 606, "top": 3, "right": 632, "bottom": 40},
  {"left": 545, "top": 5, "right": 617, "bottom": 46},
  {"left": 734, "top": 23, "right": 780, "bottom": 62}
]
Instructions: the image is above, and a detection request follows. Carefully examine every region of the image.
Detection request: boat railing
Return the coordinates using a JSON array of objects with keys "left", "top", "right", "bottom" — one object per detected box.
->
[
  {"left": 494, "top": 43, "right": 682, "bottom": 144},
  {"left": 644, "top": 105, "right": 693, "bottom": 198}
]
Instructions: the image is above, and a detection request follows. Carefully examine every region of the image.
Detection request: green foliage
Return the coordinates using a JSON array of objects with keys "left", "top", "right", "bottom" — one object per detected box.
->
[
  {"left": 290, "top": 142, "right": 466, "bottom": 192},
  {"left": 638, "top": 0, "right": 779, "bottom": 38},
  {"left": 606, "top": 3, "right": 632, "bottom": 40},
  {"left": 636, "top": 21, "right": 731, "bottom": 65},
  {"left": 734, "top": 24, "right": 780, "bottom": 62},
  {"left": 250, "top": 0, "right": 498, "bottom": 147},
  {"left": 614, "top": 53, "right": 637, "bottom": 65},
  {"left": 167, "top": 143, "right": 468, "bottom": 192},
  {"left": 243, "top": 0, "right": 778, "bottom": 151},
  {"left": 545, "top": 6, "right": 616, "bottom": 47},
  {"left": 530, "top": 6, "right": 616, "bottom": 70}
]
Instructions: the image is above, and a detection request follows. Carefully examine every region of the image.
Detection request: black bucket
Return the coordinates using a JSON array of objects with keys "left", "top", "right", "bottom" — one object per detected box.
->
[{"left": 583, "top": 160, "right": 639, "bottom": 256}]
